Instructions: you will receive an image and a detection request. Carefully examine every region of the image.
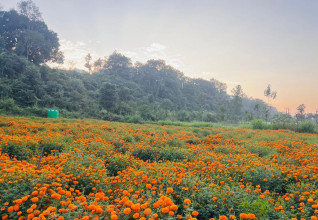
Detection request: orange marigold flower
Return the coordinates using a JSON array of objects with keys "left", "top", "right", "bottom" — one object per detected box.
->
[
  {"left": 167, "top": 187, "right": 174, "bottom": 193},
  {"left": 7, "top": 206, "right": 14, "bottom": 213},
  {"left": 247, "top": 213, "right": 256, "bottom": 219},
  {"left": 219, "top": 215, "right": 228, "bottom": 220},
  {"left": 110, "top": 215, "right": 118, "bottom": 220},
  {"left": 124, "top": 208, "right": 131, "bottom": 215},
  {"left": 184, "top": 199, "right": 191, "bottom": 205},
  {"left": 170, "top": 204, "right": 178, "bottom": 211},
  {"left": 144, "top": 208, "right": 152, "bottom": 215},
  {"left": 240, "top": 213, "right": 248, "bottom": 219},
  {"left": 169, "top": 211, "right": 175, "bottom": 216},
  {"left": 192, "top": 211, "right": 199, "bottom": 216},
  {"left": 31, "top": 197, "right": 39, "bottom": 203},
  {"left": 133, "top": 213, "right": 140, "bottom": 219},
  {"left": 161, "top": 207, "right": 169, "bottom": 213}
]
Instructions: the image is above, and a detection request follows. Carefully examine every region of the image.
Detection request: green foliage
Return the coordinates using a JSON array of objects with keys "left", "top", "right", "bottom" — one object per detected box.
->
[
  {"left": 271, "top": 113, "right": 296, "bottom": 130},
  {"left": 239, "top": 198, "right": 273, "bottom": 218},
  {"left": 244, "top": 166, "right": 286, "bottom": 193},
  {"left": 40, "top": 143, "right": 63, "bottom": 155},
  {"left": 251, "top": 119, "right": 269, "bottom": 130},
  {"left": 105, "top": 154, "right": 133, "bottom": 176},
  {"left": 167, "top": 139, "right": 185, "bottom": 148},
  {"left": 158, "top": 147, "right": 190, "bottom": 162},
  {"left": 100, "top": 83, "right": 117, "bottom": 110},
  {"left": 0, "top": 9, "right": 63, "bottom": 65},
  {"left": 122, "top": 135, "right": 135, "bottom": 143},
  {"left": 0, "top": 143, "right": 34, "bottom": 160},
  {"left": 123, "top": 115, "right": 142, "bottom": 124},
  {"left": 297, "top": 121, "right": 316, "bottom": 133},
  {"left": 132, "top": 147, "right": 158, "bottom": 162},
  {"left": 245, "top": 144, "right": 277, "bottom": 158}
]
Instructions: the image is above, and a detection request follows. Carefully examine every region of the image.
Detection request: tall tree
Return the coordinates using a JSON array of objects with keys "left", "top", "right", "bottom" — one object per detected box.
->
[
  {"left": 296, "top": 104, "right": 306, "bottom": 123},
  {"left": 231, "top": 85, "right": 245, "bottom": 115},
  {"left": 84, "top": 53, "right": 92, "bottom": 74},
  {"left": 263, "top": 84, "right": 277, "bottom": 122},
  {"left": 18, "top": 0, "right": 42, "bottom": 21},
  {"left": 100, "top": 83, "right": 117, "bottom": 109},
  {"left": 0, "top": 9, "right": 63, "bottom": 64}
]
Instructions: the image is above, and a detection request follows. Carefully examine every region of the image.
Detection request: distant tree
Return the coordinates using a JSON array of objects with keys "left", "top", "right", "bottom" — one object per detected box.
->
[
  {"left": 231, "top": 85, "right": 245, "bottom": 116},
  {"left": 161, "top": 99, "right": 173, "bottom": 118},
  {"left": 93, "top": 58, "right": 105, "bottom": 72},
  {"left": 264, "top": 84, "right": 277, "bottom": 104},
  {"left": 100, "top": 83, "right": 117, "bottom": 109},
  {"left": 84, "top": 53, "right": 92, "bottom": 74},
  {"left": 18, "top": 0, "right": 42, "bottom": 21},
  {"left": 296, "top": 104, "right": 306, "bottom": 123},
  {"left": 263, "top": 84, "right": 277, "bottom": 122},
  {"left": 0, "top": 8, "right": 63, "bottom": 64},
  {"left": 118, "top": 87, "right": 132, "bottom": 101},
  {"left": 104, "top": 51, "right": 132, "bottom": 77}
]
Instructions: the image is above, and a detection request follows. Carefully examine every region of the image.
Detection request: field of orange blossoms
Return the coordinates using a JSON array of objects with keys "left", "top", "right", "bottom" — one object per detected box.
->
[{"left": 0, "top": 116, "right": 318, "bottom": 220}]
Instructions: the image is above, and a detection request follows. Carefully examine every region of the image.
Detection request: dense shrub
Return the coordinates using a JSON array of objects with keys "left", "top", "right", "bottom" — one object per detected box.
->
[
  {"left": 132, "top": 147, "right": 158, "bottom": 162},
  {"left": 123, "top": 115, "right": 143, "bottom": 123},
  {"left": 105, "top": 154, "right": 133, "bottom": 176},
  {"left": 251, "top": 119, "right": 269, "bottom": 129},
  {"left": 158, "top": 147, "right": 191, "bottom": 161},
  {"left": 0, "top": 143, "right": 35, "bottom": 160},
  {"left": 297, "top": 121, "right": 316, "bottom": 133}
]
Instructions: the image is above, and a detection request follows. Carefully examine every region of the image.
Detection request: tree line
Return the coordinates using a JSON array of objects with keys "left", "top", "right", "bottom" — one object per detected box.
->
[{"left": 2, "top": 1, "right": 317, "bottom": 131}]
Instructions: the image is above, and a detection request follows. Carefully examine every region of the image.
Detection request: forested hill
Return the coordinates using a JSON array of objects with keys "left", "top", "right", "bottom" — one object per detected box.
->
[{"left": 0, "top": 7, "right": 273, "bottom": 122}]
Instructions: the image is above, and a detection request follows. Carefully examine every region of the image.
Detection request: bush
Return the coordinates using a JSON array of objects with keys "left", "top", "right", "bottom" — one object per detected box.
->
[
  {"left": 105, "top": 154, "right": 133, "bottom": 176},
  {"left": 98, "top": 109, "right": 123, "bottom": 121},
  {"left": 1, "top": 143, "right": 34, "bottom": 160},
  {"left": 40, "top": 143, "right": 63, "bottom": 155},
  {"left": 245, "top": 144, "right": 277, "bottom": 158},
  {"left": 158, "top": 147, "right": 191, "bottom": 162},
  {"left": 251, "top": 119, "right": 269, "bottom": 129},
  {"left": 202, "top": 112, "right": 218, "bottom": 122},
  {"left": 271, "top": 113, "right": 296, "bottom": 131},
  {"left": 244, "top": 166, "right": 286, "bottom": 193},
  {"left": 297, "top": 121, "right": 316, "bottom": 133},
  {"left": 0, "top": 98, "right": 21, "bottom": 115},
  {"left": 123, "top": 115, "right": 142, "bottom": 124},
  {"left": 167, "top": 139, "right": 185, "bottom": 147},
  {"left": 132, "top": 147, "right": 158, "bottom": 162}
]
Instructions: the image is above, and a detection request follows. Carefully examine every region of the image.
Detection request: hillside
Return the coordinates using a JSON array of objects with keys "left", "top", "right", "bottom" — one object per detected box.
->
[{"left": 0, "top": 8, "right": 273, "bottom": 122}]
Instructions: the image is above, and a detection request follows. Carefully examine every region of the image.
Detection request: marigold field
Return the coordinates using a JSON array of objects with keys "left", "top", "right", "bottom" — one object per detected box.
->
[{"left": 0, "top": 116, "right": 317, "bottom": 220}]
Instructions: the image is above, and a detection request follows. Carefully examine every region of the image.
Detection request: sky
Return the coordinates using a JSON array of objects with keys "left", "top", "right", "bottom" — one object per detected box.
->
[{"left": 1, "top": 0, "right": 318, "bottom": 114}]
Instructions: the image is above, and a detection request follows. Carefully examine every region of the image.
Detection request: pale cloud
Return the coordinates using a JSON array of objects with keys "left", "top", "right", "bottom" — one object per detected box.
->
[
  {"left": 49, "top": 41, "right": 184, "bottom": 71},
  {"left": 48, "top": 39, "right": 101, "bottom": 70},
  {"left": 120, "top": 42, "right": 184, "bottom": 69}
]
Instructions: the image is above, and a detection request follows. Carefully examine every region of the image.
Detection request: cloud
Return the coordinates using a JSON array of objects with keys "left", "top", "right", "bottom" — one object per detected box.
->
[
  {"left": 49, "top": 41, "right": 184, "bottom": 71},
  {"left": 48, "top": 39, "right": 100, "bottom": 70},
  {"left": 120, "top": 42, "right": 184, "bottom": 69}
]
